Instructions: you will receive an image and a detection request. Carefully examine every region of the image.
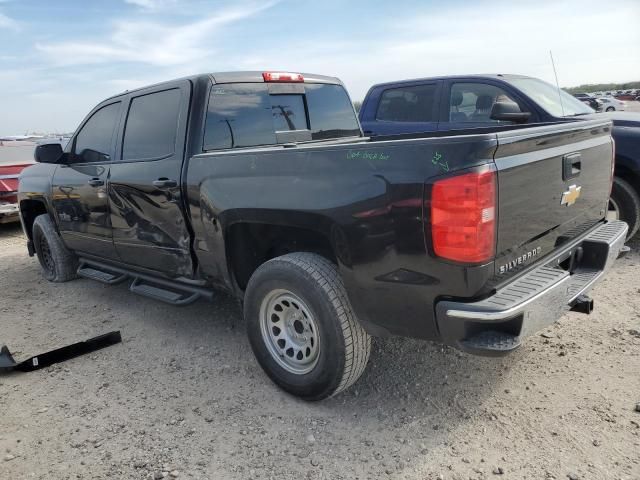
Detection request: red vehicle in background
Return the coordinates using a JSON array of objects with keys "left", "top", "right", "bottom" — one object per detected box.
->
[{"left": 0, "top": 163, "right": 31, "bottom": 223}]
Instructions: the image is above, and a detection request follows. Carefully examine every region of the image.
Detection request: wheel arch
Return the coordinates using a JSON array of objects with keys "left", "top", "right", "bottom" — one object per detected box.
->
[
  {"left": 19, "top": 198, "right": 50, "bottom": 243},
  {"left": 225, "top": 219, "right": 339, "bottom": 291},
  {"left": 614, "top": 163, "right": 640, "bottom": 197}
]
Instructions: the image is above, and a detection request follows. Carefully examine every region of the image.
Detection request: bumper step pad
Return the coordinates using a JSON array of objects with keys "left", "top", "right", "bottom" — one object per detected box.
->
[{"left": 460, "top": 331, "right": 521, "bottom": 356}]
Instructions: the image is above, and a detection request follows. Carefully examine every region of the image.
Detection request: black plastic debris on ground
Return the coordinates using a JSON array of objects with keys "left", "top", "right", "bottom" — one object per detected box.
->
[{"left": 0, "top": 331, "right": 122, "bottom": 372}]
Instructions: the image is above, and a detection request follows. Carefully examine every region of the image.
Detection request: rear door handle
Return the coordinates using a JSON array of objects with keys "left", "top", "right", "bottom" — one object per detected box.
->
[
  {"left": 563, "top": 153, "right": 581, "bottom": 180},
  {"left": 152, "top": 178, "right": 178, "bottom": 188},
  {"left": 88, "top": 178, "right": 104, "bottom": 187}
]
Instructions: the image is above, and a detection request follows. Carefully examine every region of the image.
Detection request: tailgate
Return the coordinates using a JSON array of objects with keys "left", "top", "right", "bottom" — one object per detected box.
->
[{"left": 493, "top": 120, "right": 613, "bottom": 280}]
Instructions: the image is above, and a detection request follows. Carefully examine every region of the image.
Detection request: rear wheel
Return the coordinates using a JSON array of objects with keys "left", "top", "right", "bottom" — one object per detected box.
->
[
  {"left": 245, "top": 252, "right": 371, "bottom": 400},
  {"left": 607, "top": 177, "right": 640, "bottom": 240},
  {"left": 32, "top": 214, "right": 78, "bottom": 282},
  {"left": 606, "top": 106, "right": 615, "bottom": 112}
]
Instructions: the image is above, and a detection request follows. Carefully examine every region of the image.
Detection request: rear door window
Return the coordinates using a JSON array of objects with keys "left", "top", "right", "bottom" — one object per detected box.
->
[
  {"left": 73, "top": 102, "right": 121, "bottom": 163},
  {"left": 376, "top": 84, "right": 438, "bottom": 122},
  {"left": 122, "top": 88, "right": 182, "bottom": 160},
  {"left": 203, "top": 83, "right": 360, "bottom": 151},
  {"left": 448, "top": 83, "right": 522, "bottom": 123}
]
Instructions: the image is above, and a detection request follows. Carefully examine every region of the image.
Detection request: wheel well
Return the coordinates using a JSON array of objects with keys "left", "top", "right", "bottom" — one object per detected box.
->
[
  {"left": 19, "top": 199, "right": 48, "bottom": 240},
  {"left": 614, "top": 165, "right": 640, "bottom": 197},
  {"left": 226, "top": 223, "right": 337, "bottom": 290}
]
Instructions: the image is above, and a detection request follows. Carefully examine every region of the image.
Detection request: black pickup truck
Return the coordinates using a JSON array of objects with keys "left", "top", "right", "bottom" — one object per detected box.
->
[{"left": 19, "top": 71, "right": 627, "bottom": 400}]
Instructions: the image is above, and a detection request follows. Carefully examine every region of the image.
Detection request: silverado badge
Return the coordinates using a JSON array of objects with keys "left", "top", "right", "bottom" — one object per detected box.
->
[
  {"left": 498, "top": 247, "right": 542, "bottom": 274},
  {"left": 560, "top": 184, "right": 582, "bottom": 206}
]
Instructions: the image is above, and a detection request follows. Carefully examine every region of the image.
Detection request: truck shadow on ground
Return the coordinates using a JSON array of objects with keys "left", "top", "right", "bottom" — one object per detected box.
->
[{"left": 0, "top": 222, "right": 24, "bottom": 239}]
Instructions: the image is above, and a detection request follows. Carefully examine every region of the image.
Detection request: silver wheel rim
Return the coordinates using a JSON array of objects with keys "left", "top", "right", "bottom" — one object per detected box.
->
[
  {"left": 607, "top": 198, "right": 620, "bottom": 221},
  {"left": 259, "top": 289, "right": 320, "bottom": 375}
]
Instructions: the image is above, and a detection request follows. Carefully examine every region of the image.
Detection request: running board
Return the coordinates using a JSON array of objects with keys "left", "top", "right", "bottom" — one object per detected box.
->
[
  {"left": 76, "top": 258, "right": 213, "bottom": 306},
  {"left": 78, "top": 264, "right": 128, "bottom": 285},
  {"left": 129, "top": 278, "right": 200, "bottom": 306}
]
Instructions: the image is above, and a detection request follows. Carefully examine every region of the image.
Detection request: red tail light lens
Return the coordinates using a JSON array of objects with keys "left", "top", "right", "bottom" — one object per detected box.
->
[
  {"left": 431, "top": 170, "right": 497, "bottom": 263},
  {"left": 262, "top": 72, "right": 304, "bottom": 83}
]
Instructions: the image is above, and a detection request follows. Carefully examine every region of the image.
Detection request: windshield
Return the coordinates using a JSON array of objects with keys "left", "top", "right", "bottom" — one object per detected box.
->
[{"left": 507, "top": 77, "right": 594, "bottom": 117}]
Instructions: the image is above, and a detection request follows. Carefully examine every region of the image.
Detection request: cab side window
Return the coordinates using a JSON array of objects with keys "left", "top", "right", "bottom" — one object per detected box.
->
[
  {"left": 122, "top": 89, "right": 182, "bottom": 160},
  {"left": 72, "top": 102, "right": 121, "bottom": 163},
  {"left": 376, "top": 84, "right": 438, "bottom": 122},
  {"left": 449, "top": 83, "right": 522, "bottom": 123}
]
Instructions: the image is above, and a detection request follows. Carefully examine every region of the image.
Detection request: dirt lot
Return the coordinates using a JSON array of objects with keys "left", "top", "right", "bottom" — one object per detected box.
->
[{"left": 0, "top": 223, "right": 638, "bottom": 480}]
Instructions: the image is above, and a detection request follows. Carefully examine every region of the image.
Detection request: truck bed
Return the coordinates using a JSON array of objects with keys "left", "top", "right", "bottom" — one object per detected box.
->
[{"left": 186, "top": 118, "right": 614, "bottom": 339}]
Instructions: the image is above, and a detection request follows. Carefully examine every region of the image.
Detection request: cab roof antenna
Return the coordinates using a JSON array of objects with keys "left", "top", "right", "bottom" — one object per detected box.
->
[{"left": 550, "top": 50, "right": 565, "bottom": 117}]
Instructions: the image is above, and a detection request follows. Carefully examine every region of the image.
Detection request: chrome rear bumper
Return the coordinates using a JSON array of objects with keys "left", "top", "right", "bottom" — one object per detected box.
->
[{"left": 435, "top": 220, "right": 628, "bottom": 356}]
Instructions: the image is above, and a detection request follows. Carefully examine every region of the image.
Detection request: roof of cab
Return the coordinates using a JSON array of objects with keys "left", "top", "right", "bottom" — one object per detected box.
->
[
  {"left": 104, "top": 71, "right": 343, "bottom": 102},
  {"left": 368, "top": 73, "right": 534, "bottom": 90}
]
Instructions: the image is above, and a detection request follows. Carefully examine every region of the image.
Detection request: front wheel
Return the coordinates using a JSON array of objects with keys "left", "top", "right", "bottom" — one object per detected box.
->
[
  {"left": 32, "top": 214, "right": 78, "bottom": 282},
  {"left": 608, "top": 177, "right": 640, "bottom": 240},
  {"left": 245, "top": 253, "right": 371, "bottom": 400},
  {"left": 606, "top": 106, "right": 615, "bottom": 112}
]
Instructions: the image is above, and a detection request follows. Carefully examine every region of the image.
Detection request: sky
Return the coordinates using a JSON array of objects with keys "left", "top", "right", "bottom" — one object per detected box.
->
[{"left": 0, "top": 0, "right": 639, "bottom": 135}]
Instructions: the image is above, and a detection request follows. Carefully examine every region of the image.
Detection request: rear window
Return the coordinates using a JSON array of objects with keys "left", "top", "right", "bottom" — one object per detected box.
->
[{"left": 203, "top": 83, "right": 360, "bottom": 150}]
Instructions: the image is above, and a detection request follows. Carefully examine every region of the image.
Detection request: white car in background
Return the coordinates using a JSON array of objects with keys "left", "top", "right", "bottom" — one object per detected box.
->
[{"left": 597, "top": 96, "right": 626, "bottom": 112}]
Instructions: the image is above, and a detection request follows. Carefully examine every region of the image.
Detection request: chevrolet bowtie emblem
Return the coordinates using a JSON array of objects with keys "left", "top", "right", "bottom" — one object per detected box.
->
[{"left": 561, "top": 184, "right": 582, "bottom": 206}]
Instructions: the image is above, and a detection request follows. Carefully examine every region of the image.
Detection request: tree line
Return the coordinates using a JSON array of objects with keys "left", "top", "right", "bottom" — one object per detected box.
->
[{"left": 565, "top": 81, "right": 640, "bottom": 93}]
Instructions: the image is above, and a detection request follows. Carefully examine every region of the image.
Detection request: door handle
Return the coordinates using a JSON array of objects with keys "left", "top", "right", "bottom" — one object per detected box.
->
[
  {"left": 563, "top": 153, "right": 581, "bottom": 180},
  {"left": 153, "top": 178, "right": 178, "bottom": 188},
  {"left": 88, "top": 178, "right": 104, "bottom": 187}
]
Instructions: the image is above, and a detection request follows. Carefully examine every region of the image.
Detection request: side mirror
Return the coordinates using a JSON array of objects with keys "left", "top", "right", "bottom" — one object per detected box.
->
[
  {"left": 490, "top": 102, "right": 531, "bottom": 124},
  {"left": 34, "top": 143, "right": 64, "bottom": 164}
]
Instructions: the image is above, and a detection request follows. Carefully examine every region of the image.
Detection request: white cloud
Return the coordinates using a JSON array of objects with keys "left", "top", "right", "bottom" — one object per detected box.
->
[
  {"left": 0, "top": 11, "right": 18, "bottom": 30},
  {"left": 37, "top": 2, "right": 279, "bottom": 67},
  {"left": 235, "top": 0, "right": 640, "bottom": 99},
  {"left": 124, "top": 0, "right": 176, "bottom": 10},
  {"left": 4, "top": 0, "right": 639, "bottom": 134}
]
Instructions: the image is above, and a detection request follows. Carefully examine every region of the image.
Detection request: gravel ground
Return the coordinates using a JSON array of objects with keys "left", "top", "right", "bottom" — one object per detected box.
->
[{"left": 0, "top": 223, "right": 639, "bottom": 480}]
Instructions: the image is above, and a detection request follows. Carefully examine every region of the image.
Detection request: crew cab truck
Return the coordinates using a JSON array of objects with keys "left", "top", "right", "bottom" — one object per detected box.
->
[
  {"left": 359, "top": 74, "right": 640, "bottom": 240},
  {"left": 19, "top": 72, "right": 627, "bottom": 400}
]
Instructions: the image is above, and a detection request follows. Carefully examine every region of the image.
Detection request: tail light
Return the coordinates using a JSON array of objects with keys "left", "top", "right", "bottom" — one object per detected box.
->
[
  {"left": 262, "top": 72, "right": 304, "bottom": 83},
  {"left": 430, "top": 170, "right": 497, "bottom": 263}
]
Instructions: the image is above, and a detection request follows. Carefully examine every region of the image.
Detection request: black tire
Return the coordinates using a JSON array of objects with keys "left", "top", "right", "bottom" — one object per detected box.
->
[
  {"left": 32, "top": 214, "right": 78, "bottom": 282},
  {"left": 606, "top": 106, "right": 615, "bottom": 112},
  {"left": 609, "top": 177, "right": 640, "bottom": 240},
  {"left": 244, "top": 252, "right": 371, "bottom": 400}
]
